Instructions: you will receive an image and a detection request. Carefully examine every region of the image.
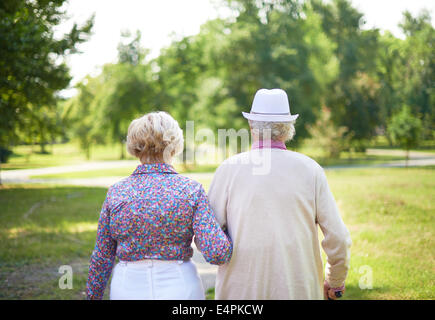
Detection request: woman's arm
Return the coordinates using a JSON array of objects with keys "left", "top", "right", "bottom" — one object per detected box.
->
[
  {"left": 192, "top": 184, "right": 233, "bottom": 265},
  {"left": 86, "top": 193, "right": 117, "bottom": 300},
  {"left": 207, "top": 162, "right": 229, "bottom": 229}
]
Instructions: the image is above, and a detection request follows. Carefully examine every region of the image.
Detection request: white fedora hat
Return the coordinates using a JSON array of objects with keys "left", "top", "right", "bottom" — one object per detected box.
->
[{"left": 242, "top": 88, "right": 299, "bottom": 122}]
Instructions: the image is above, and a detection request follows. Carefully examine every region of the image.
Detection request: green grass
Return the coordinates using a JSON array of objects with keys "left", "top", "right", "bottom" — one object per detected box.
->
[
  {"left": 205, "top": 288, "right": 215, "bottom": 300},
  {"left": 0, "top": 184, "right": 107, "bottom": 299},
  {"left": 0, "top": 166, "right": 434, "bottom": 299},
  {"left": 325, "top": 166, "right": 435, "bottom": 299}
]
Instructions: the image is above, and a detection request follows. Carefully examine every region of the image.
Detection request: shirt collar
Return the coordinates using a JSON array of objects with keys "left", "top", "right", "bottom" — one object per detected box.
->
[
  {"left": 132, "top": 163, "right": 178, "bottom": 175},
  {"left": 251, "top": 140, "right": 287, "bottom": 150}
]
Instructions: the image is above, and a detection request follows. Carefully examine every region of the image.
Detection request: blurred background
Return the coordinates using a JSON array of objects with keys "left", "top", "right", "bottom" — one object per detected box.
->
[{"left": 0, "top": 0, "right": 433, "bottom": 300}]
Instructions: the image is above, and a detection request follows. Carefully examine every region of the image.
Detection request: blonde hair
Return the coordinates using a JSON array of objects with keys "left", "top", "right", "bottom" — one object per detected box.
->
[
  {"left": 249, "top": 120, "right": 296, "bottom": 142},
  {"left": 126, "top": 112, "right": 184, "bottom": 163}
]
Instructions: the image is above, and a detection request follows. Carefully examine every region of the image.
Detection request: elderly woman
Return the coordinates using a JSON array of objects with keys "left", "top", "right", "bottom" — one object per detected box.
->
[
  {"left": 208, "top": 89, "right": 351, "bottom": 300},
  {"left": 86, "top": 111, "right": 232, "bottom": 300}
]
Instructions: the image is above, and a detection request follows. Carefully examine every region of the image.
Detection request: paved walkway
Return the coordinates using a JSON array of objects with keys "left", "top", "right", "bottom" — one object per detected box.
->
[
  {"left": 1, "top": 160, "right": 139, "bottom": 183},
  {"left": 1, "top": 148, "right": 434, "bottom": 291}
]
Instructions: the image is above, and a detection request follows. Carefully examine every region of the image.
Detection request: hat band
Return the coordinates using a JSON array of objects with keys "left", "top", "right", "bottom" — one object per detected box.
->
[{"left": 251, "top": 111, "right": 291, "bottom": 115}]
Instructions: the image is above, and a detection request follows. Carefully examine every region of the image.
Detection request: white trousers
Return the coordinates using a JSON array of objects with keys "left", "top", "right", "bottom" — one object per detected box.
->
[{"left": 110, "top": 259, "right": 205, "bottom": 300}]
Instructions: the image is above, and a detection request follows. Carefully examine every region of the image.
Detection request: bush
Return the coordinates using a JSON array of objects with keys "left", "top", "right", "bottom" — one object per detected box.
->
[
  {"left": 308, "top": 106, "right": 353, "bottom": 159},
  {"left": 387, "top": 105, "right": 423, "bottom": 164},
  {"left": 0, "top": 147, "right": 12, "bottom": 163}
]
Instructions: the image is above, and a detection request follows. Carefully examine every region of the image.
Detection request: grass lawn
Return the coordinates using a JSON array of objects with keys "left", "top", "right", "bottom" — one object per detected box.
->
[
  {"left": 0, "top": 184, "right": 106, "bottom": 299},
  {"left": 0, "top": 166, "right": 434, "bottom": 299},
  {"left": 325, "top": 166, "right": 434, "bottom": 299}
]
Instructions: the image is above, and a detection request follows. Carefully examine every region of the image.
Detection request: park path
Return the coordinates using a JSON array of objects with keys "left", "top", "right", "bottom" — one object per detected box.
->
[
  {"left": 1, "top": 160, "right": 139, "bottom": 183},
  {"left": 2, "top": 148, "right": 434, "bottom": 291}
]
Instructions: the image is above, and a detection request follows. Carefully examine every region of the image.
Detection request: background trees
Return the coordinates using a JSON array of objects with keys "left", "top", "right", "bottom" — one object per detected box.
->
[
  {"left": 62, "top": 77, "right": 104, "bottom": 160},
  {"left": 387, "top": 105, "right": 423, "bottom": 166},
  {"left": 397, "top": 10, "right": 435, "bottom": 141},
  {"left": 65, "top": 31, "right": 155, "bottom": 159},
  {"left": 0, "top": 0, "right": 94, "bottom": 153},
  {"left": 214, "top": 0, "right": 331, "bottom": 144},
  {"left": 311, "top": 0, "right": 383, "bottom": 150},
  {"left": 1, "top": 0, "right": 433, "bottom": 162}
]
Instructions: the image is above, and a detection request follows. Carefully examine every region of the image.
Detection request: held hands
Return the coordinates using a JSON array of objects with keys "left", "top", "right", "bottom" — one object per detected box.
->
[{"left": 324, "top": 280, "right": 345, "bottom": 300}]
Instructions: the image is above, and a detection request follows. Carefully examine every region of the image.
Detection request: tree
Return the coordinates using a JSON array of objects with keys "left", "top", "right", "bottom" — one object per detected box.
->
[
  {"left": 308, "top": 106, "right": 352, "bottom": 159},
  {"left": 63, "top": 77, "right": 105, "bottom": 159},
  {"left": 117, "top": 30, "right": 147, "bottom": 66},
  {"left": 387, "top": 105, "right": 423, "bottom": 166},
  {"left": 0, "top": 0, "right": 94, "bottom": 153},
  {"left": 216, "top": 0, "right": 335, "bottom": 145},
  {"left": 311, "top": 0, "right": 382, "bottom": 150},
  {"left": 154, "top": 31, "right": 209, "bottom": 130},
  {"left": 397, "top": 10, "right": 435, "bottom": 140},
  {"left": 0, "top": 147, "right": 12, "bottom": 185},
  {"left": 91, "top": 31, "right": 155, "bottom": 159},
  {"left": 369, "top": 10, "right": 434, "bottom": 146},
  {"left": 375, "top": 31, "right": 403, "bottom": 145}
]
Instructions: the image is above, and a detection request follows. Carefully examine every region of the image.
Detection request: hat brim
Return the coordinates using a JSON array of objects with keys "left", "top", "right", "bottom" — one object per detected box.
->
[{"left": 242, "top": 112, "right": 299, "bottom": 122}]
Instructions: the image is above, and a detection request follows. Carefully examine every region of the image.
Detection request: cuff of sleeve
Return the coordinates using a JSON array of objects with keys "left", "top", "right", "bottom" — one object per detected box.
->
[{"left": 325, "top": 280, "right": 345, "bottom": 291}]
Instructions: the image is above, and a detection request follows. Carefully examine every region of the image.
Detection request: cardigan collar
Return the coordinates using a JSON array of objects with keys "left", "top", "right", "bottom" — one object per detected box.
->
[
  {"left": 132, "top": 163, "right": 178, "bottom": 175},
  {"left": 251, "top": 140, "right": 287, "bottom": 150}
]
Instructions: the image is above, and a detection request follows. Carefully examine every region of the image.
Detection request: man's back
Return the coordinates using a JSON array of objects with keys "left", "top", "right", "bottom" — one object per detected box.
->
[{"left": 208, "top": 148, "right": 351, "bottom": 300}]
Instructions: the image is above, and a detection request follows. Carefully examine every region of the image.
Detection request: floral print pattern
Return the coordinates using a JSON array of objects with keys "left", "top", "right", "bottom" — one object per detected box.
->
[{"left": 86, "top": 163, "right": 232, "bottom": 300}]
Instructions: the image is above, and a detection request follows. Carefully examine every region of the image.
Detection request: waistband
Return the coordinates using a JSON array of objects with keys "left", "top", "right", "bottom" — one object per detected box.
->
[{"left": 118, "top": 259, "right": 188, "bottom": 266}]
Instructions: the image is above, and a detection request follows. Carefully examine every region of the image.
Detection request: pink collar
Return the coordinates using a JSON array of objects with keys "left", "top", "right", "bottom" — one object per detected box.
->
[{"left": 251, "top": 140, "right": 287, "bottom": 150}]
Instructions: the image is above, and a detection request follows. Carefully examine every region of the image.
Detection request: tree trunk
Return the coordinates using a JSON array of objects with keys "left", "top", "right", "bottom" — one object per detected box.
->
[
  {"left": 39, "top": 121, "right": 47, "bottom": 154},
  {"left": 386, "top": 134, "right": 393, "bottom": 147},
  {"left": 40, "top": 142, "right": 47, "bottom": 154},
  {"left": 406, "top": 149, "right": 409, "bottom": 168},
  {"left": 120, "top": 141, "right": 125, "bottom": 160}
]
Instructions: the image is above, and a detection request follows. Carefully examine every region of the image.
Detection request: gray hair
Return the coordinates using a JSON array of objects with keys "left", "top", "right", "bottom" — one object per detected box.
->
[{"left": 249, "top": 120, "right": 296, "bottom": 142}]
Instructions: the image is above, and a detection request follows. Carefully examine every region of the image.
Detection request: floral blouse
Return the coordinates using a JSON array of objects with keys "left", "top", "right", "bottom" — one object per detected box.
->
[{"left": 86, "top": 163, "right": 233, "bottom": 300}]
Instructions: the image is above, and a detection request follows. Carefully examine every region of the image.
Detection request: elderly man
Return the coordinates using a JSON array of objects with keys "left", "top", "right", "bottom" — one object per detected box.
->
[{"left": 208, "top": 88, "right": 351, "bottom": 300}]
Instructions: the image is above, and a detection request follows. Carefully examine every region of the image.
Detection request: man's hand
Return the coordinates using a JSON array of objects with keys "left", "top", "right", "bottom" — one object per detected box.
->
[{"left": 324, "top": 281, "right": 345, "bottom": 300}]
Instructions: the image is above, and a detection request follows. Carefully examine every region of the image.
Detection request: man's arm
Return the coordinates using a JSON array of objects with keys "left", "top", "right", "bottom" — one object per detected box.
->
[{"left": 315, "top": 165, "right": 352, "bottom": 290}]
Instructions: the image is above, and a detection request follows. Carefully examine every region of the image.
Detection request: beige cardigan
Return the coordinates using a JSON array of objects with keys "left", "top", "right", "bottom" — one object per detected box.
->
[{"left": 208, "top": 149, "right": 351, "bottom": 300}]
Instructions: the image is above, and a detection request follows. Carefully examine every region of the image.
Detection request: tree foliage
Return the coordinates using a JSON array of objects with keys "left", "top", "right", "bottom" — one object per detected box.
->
[
  {"left": 66, "top": 32, "right": 155, "bottom": 159},
  {"left": 387, "top": 105, "right": 423, "bottom": 164},
  {"left": 308, "top": 106, "right": 352, "bottom": 159},
  {"left": 2, "top": 0, "right": 434, "bottom": 162},
  {"left": 0, "top": 0, "right": 94, "bottom": 151}
]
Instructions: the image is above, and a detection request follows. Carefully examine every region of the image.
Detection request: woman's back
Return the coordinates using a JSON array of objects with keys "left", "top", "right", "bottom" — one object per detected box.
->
[{"left": 107, "top": 163, "right": 228, "bottom": 263}]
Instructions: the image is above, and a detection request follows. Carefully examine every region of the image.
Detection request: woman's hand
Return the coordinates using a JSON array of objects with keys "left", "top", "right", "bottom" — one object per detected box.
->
[{"left": 324, "top": 281, "right": 345, "bottom": 300}]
